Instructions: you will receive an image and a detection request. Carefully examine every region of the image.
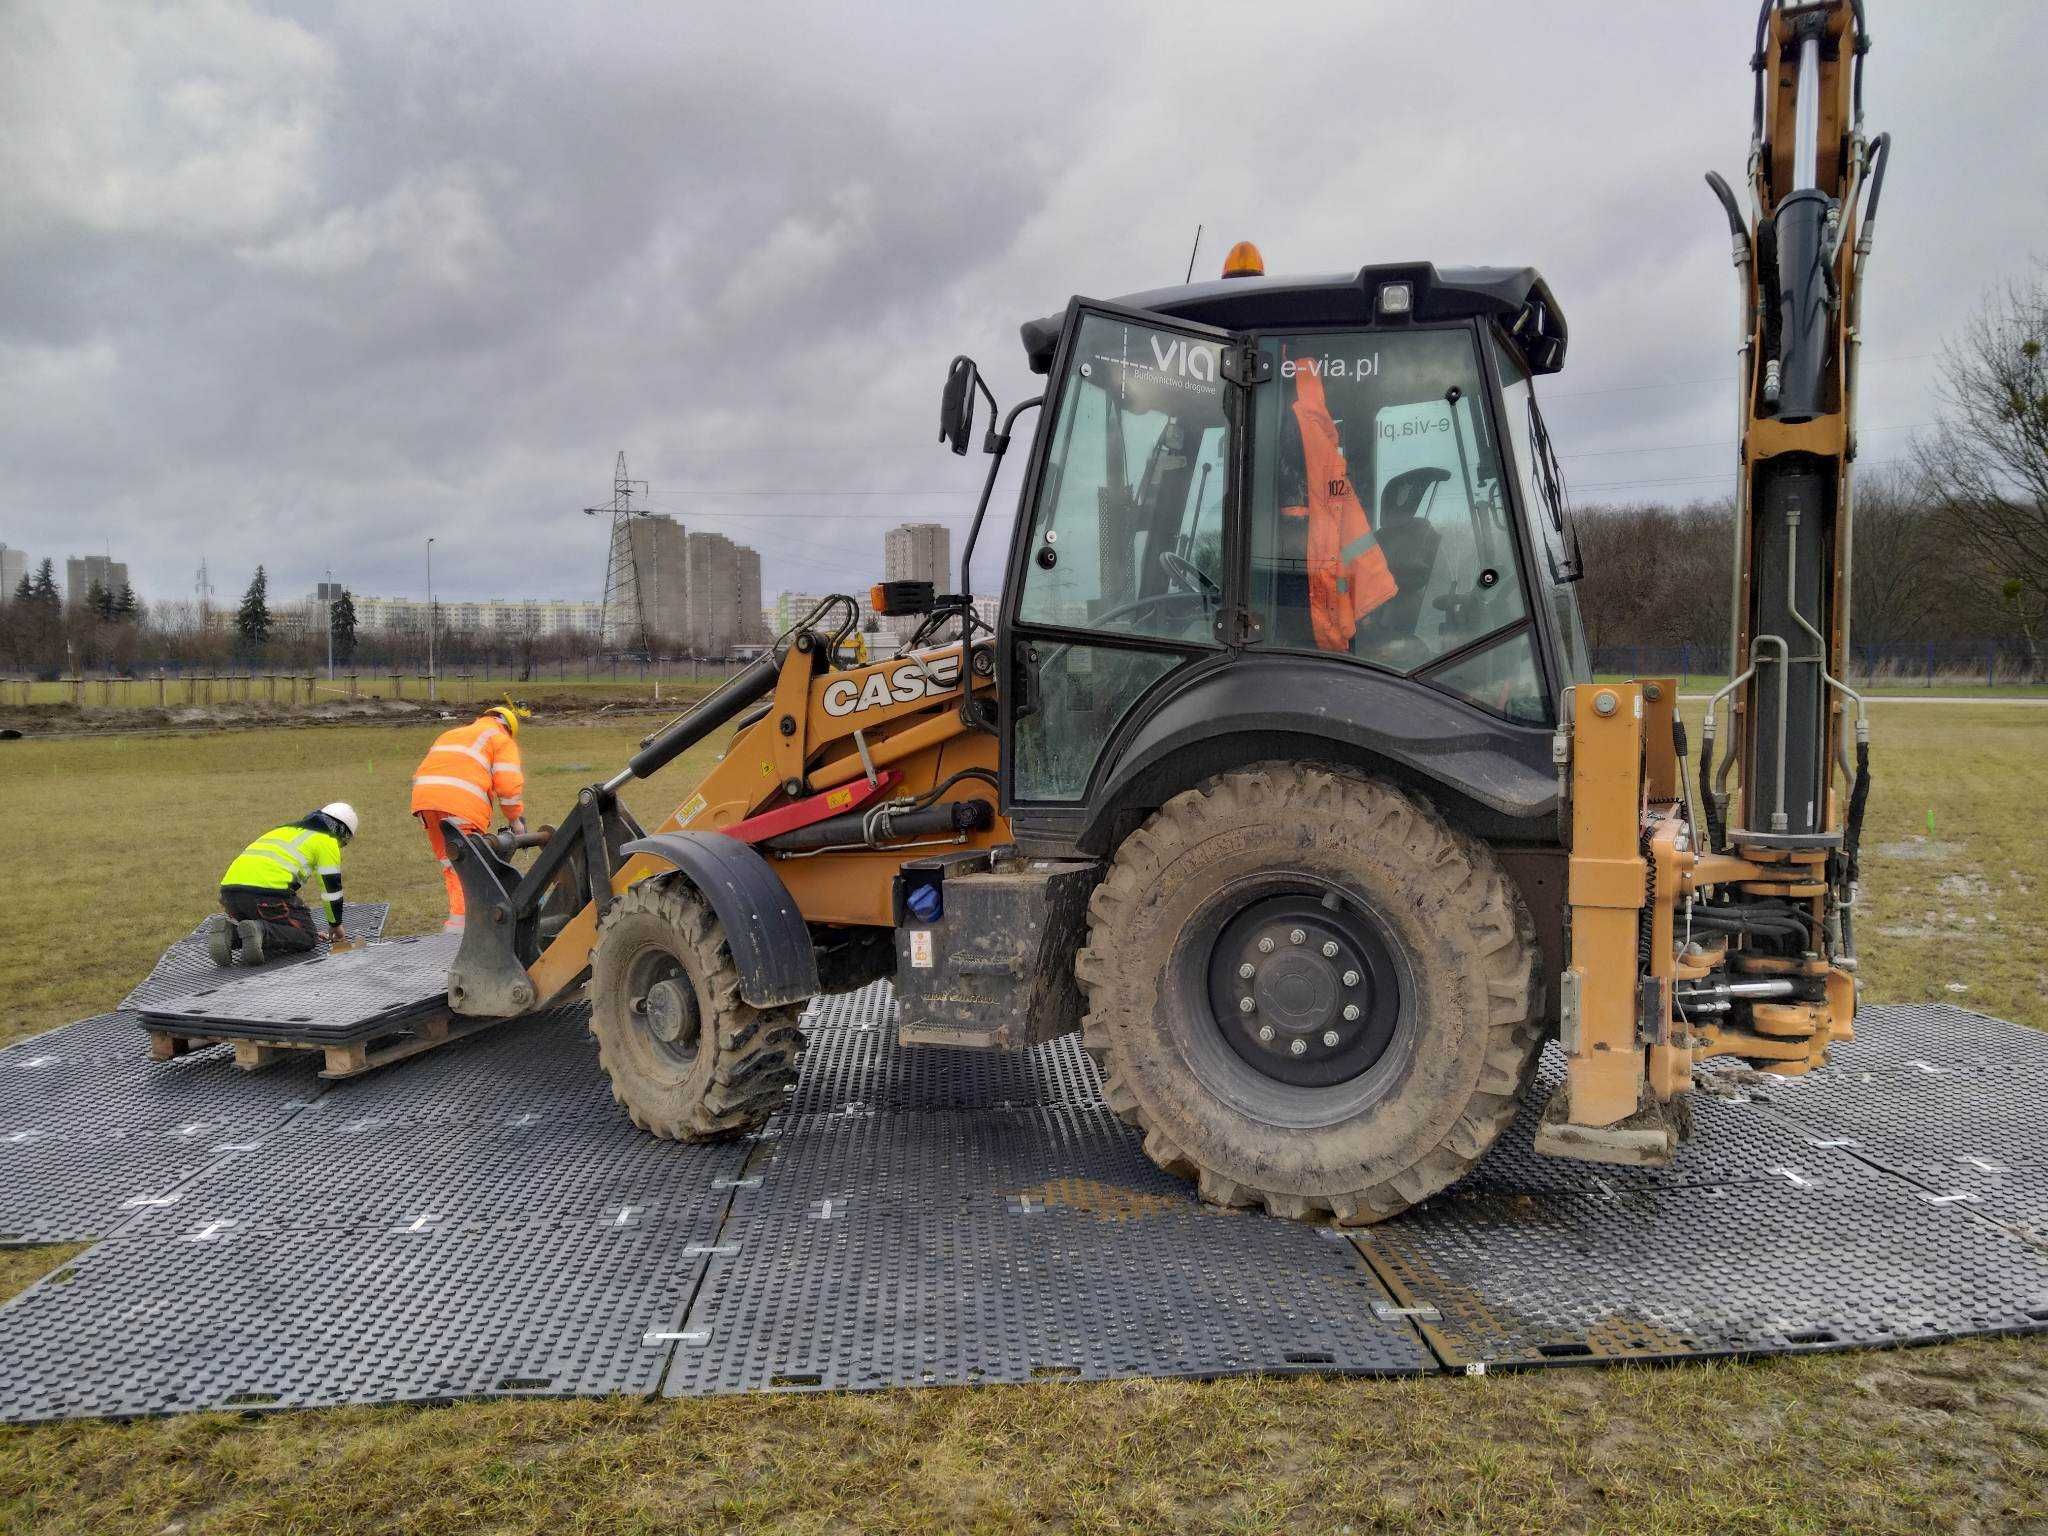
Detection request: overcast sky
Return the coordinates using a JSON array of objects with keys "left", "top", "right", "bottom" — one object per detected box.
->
[{"left": 3, "top": 1, "right": 2043, "bottom": 608}]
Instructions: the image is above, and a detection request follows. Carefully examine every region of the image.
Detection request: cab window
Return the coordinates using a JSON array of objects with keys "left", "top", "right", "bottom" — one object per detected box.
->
[
  {"left": 1248, "top": 327, "right": 1527, "bottom": 675},
  {"left": 1017, "top": 312, "right": 1229, "bottom": 644},
  {"left": 1495, "top": 337, "right": 1591, "bottom": 684}
]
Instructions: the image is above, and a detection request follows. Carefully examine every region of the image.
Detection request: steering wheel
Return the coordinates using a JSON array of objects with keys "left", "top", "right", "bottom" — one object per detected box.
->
[{"left": 1158, "top": 548, "right": 1221, "bottom": 605}]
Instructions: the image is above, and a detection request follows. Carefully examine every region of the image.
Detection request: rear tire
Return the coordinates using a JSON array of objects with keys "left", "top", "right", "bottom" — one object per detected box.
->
[
  {"left": 1076, "top": 764, "right": 1541, "bottom": 1224},
  {"left": 590, "top": 877, "right": 805, "bottom": 1140}
]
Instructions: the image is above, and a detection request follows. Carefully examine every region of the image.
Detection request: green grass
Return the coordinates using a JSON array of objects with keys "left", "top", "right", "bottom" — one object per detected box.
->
[{"left": 1, "top": 706, "right": 2045, "bottom": 1532}]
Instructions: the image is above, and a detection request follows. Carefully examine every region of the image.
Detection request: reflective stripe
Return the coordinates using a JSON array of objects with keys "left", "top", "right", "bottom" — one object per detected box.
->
[
  {"left": 436, "top": 858, "right": 453, "bottom": 869},
  {"left": 412, "top": 774, "right": 493, "bottom": 805},
  {"left": 1338, "top": 531, "right": 1379, "bottom": 564},
  {"left": 430, "top": 740, "right": 494, "bottom": 768},
  {"left": 253, "top": 833, "right": 314, "bottom": 875}
]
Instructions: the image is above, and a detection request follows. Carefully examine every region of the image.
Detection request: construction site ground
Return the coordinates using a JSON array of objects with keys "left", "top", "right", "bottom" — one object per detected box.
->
[{"left": 2, "top": 706, "right": 2045, "bottom": 1533}]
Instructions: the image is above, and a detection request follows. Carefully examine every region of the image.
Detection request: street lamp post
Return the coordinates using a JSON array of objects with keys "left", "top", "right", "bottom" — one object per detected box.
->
[
  {"left": 426, "top": 538, "right": 437, "bottom": 703},
  {"left": 324, "top": 565, "right": 335, "bottom": 682}
]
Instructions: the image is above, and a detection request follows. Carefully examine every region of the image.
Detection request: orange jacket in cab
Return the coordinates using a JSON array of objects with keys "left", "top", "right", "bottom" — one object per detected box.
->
[
  {"left": 1280, "top": 362, "right": 1399, "bottom": 652},
  {"left": 410, "top": 715, "right": 525, "bottom": 828}
]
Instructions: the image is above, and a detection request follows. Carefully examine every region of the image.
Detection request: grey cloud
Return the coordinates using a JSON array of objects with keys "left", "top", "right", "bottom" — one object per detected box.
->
[{"left": 1, "top": 1, "right": 2042, "bottom": 609}]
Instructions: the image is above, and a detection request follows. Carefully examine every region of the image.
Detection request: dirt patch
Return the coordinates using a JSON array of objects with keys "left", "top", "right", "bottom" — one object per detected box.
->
[
  {"left": 1007, "top": 1177, "right": 1184, "bottom": 1222},
  {"left": 1876, "top": 837, "right": 1967, "bottom": 862}
]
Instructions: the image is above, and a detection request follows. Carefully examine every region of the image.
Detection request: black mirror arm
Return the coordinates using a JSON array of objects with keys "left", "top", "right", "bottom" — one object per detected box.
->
[{"left": 958, "top": 394, "right": 1045, "bottom": 607}]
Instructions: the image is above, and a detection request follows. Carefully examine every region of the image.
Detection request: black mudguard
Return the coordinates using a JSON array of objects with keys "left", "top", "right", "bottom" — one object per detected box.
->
[{"left": 621, "top": 832, "right": 819, "bottom": 1008}]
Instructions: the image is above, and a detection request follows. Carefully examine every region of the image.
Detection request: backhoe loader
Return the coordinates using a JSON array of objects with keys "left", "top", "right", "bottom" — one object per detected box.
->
[{"left": 439, "top": 0, "right": 1886, "bottom": 1222}]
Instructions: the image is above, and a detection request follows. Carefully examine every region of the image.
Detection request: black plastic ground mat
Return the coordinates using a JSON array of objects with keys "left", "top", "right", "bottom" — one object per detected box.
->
[
  {"left": 0, "top": 1016, "right": 326, "bottom": 1244},
  {"left": 665, "top": 1106, "right": 1426, "bottom": 1393},
  {"left": 2, "top": 971, "right": 2046, "bottom": 1421},
  {"left": 0, "top": 1216, "right": 730, "bottom": 1420},
  {"left": 120, "top": 904, "right": 390, "bottom": 1013},
  {"left": 1359, "top": 1161, "right": 2048, "bottom": 1368},
  {"left": 139, "top": 932, "right": 459, "bottom": 1041}
]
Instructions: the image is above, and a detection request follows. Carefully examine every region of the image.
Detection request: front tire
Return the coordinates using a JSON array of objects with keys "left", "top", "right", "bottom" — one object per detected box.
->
[
  {"left": 590, "top": 878, "right": 805, "bottom": 1139},
  {"left": 1075, "top": 765, "right": 1540, "bottom": 1224}
]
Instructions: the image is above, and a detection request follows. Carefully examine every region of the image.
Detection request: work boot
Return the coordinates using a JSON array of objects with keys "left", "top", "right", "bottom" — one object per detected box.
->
[
  {"left": 206, "top": 920, "right": 235, "bottom": 968},
  {"left": 237, "top": 920, "right": 267, "bottom": 966}
]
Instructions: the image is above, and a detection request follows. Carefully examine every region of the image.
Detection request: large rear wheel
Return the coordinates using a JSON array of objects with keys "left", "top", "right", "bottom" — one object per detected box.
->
[
  {"left": 590, "top": 877, "right": 805, "bottom": 1139},
  {"left": 1076, "top": 765, "right": 1540, "bottom": 1224}
]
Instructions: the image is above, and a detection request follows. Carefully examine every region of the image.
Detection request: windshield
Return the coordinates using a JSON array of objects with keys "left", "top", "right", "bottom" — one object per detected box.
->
[{"left": 1247, "top": 327, "right": 1528, "bottom": 675}]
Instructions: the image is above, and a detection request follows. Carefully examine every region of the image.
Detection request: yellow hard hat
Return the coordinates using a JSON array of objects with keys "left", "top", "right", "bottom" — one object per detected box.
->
[{"left": 483, "top": 700, "right": 531, "bottom": 737}]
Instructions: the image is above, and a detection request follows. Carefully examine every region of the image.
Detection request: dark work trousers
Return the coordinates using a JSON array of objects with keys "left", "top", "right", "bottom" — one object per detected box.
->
[{"left": 219, "top": 885, "right": 321, "bottom": 954}]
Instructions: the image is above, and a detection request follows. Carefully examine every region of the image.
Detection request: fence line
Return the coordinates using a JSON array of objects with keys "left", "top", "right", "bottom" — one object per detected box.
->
[
  {"left": 1590, "top": 638, "right": 2045, "bottom": 688},
  {"left": 0, "top": 659, "right": 749, "bottom": 710}
]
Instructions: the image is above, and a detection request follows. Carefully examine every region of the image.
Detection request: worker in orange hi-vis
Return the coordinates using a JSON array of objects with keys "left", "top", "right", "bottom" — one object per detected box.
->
[
  {"left": 409, "top": 703, "right": 529, "bottom": 931},
  {"left": 1280, "top": 362, "right": 1399, "bottom": 652}
]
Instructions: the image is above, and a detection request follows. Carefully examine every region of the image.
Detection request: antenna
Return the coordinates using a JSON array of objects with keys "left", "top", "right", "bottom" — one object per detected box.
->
[
  {"left": 584, "top": 450, "right": 655, "bottom": 656},
  {"left": 1183, "top": 223, "right": 1203, "bottom": 284}
]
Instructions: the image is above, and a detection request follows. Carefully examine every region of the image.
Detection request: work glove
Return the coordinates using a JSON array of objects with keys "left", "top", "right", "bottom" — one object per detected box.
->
[
  {"left": 328, "top": 930, "right": 358, "bottom": 954},
  {"left": 509, "top": 817, "right": 528, "bottom": 836}
]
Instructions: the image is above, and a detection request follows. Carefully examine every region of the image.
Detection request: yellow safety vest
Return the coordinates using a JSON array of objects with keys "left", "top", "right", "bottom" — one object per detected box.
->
[{"left": 221, "top": 823, "right": 345, "bottom": 924}]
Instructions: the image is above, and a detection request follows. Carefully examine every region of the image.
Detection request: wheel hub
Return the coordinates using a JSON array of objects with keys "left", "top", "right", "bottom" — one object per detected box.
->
[
  {"left": 629, "top": 962, "right": 700, "bottom": 1067},
  {"left": 643, "top": 978, "right": 693, "bottom": 1044},
  {"left": 1205, "top": 893, "right": 1400, "bottom": 1088}
]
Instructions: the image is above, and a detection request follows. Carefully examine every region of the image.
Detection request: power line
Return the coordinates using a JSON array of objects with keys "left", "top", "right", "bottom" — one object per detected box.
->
[{"left": 583, "top": 450, "right": 653, "bottom": 654}]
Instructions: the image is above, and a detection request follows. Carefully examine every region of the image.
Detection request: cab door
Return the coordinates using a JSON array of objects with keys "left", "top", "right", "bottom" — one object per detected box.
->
[{"left": 996, "top": 301, "right": 1247, "bottom": 833}]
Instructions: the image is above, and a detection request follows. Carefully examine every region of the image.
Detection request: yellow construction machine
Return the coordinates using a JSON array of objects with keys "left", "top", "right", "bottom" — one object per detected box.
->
[{"left": 438, "top": 0, "right": 1887, "bottom": 1220}]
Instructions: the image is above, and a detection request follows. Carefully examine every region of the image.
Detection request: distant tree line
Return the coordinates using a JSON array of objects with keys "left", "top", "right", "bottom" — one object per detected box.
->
[
  {"left": 7, "top": 269, "right": 2044, "bottom": 682},
  {"left": 1569, "top": 265, "right": 2048, "bottom": 676}
]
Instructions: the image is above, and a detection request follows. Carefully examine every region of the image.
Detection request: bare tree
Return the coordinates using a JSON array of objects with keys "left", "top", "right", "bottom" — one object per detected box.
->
[
  {"left": 1848, "top": 464, "right": 1944, "bottom": 649},
  {"left": 1920, "top": 266, "right": 2048, "bottom": 674}
]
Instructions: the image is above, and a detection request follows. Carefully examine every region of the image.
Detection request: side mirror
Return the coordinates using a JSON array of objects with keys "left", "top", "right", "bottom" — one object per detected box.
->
[{"left": 940, "top": 355, "right": 980, "bottom": 455}]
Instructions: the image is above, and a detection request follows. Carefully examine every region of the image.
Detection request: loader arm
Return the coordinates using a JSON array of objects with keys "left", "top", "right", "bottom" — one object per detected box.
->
[
  {"left": 444, "top": 616, "right": 1007, "bottom": 1017},
  {"left": 1545, "top": 0, "right": 1883, "bottom": 1161}
]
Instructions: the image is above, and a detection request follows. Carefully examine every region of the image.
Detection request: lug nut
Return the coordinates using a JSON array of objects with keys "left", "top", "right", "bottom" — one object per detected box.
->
[
  {"left": 1343, "top": 1004, "right": 1361, "bottom": 1021},
  {"left": 1258, "top": 937, "right": 1275, "bottom": 954},
  {"left": 1321, "top": 941, "right": 1339, "bottom": 958},
  {"left": 1322, "top": 1030, "right": 1340, "bottom": 1047},
  {"left": 1238, "top": 997, "right": 1256, "bottom": 1014},
  {"left": 1289, "top": 1039, "right": 1307, "bottom": 1056},
  {"left": 1257, "top": 1024, "right": 1274, "bottom": 1042},
  {"left": 1342, "top": 970, "right": 1360, "bottom": 987},
  {"left": 1238, "top": 962, "right": 1255, "bottom": 979},
  {"left": 1289, "top": 928, "right": 1306, "bottom": 945}
]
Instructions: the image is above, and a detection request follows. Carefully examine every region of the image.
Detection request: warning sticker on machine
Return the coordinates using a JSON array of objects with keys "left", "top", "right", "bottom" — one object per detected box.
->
[{"left": 908, "top": 930, "right": 934, "bottom": 969}]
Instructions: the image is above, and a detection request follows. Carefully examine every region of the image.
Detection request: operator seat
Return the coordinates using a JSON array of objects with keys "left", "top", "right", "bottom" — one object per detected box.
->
[{"left": 1363, "top": 465, "right": 1448, "bottom": 642}]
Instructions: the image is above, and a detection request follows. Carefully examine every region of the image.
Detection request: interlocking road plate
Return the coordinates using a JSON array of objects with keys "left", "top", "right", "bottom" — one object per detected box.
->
[
  {"left": 1, "top": 961, "right": 2044, "bottom": 1422},
  {"left": 120, "top": 904, "right": 391, "bottom": 1013},
  {"left": 138, "top": 932, "right": 458, "bottom": 1042}
]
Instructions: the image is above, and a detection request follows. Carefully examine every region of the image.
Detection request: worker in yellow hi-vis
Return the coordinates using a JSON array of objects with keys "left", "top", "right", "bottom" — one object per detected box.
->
[
  {"left": 209, "top": 803, "right": 359, "bottom": 966},
  {"left": 409, "top": 703, "right": 529, "bottom": 931}
]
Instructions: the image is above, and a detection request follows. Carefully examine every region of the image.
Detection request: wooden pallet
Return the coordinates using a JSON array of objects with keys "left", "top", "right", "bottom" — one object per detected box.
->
[{"left": 144, "top": 1007, "right": 511, "bottom": 1080}]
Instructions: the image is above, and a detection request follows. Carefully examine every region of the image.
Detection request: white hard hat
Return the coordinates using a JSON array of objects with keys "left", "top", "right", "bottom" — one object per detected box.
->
[{"left": 321, "top": 801, "right": 360, "bottom": 837}]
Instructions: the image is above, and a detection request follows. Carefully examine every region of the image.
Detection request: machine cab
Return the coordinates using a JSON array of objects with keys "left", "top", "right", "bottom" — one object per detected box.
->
[{"left": 991, "top": 262, "right": 1589, "bottom": 839}]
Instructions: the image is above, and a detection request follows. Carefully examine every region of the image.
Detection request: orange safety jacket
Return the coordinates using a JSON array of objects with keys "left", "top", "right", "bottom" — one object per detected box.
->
[
  {"left": 410, "top": 716, "right": 525, "bottom": 828},
  {"left": 1280, "top": 364, "right": 1399, "bottom": 652}
]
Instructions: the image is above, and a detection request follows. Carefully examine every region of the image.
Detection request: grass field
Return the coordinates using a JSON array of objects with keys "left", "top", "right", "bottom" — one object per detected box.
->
[{"left": 1, "top": 705, "right": 2045, "bottom": 1532}]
